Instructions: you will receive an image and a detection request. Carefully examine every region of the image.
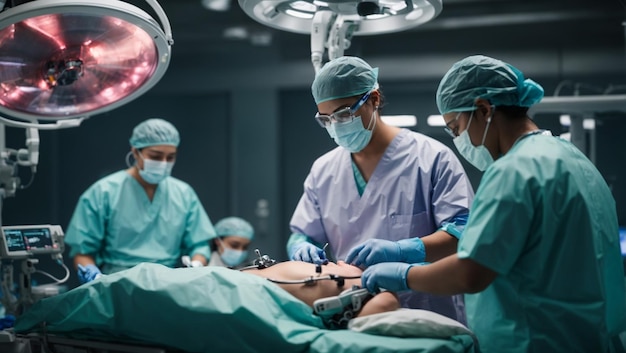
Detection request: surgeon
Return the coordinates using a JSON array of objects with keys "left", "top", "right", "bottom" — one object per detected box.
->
[
  {"left": 287, "top": 56, "right": 474, "bottom": 322},
  {"left": 208, "top": 216, "right": 255, "bottom": 267},
  {"left": 360, "top": 55, "right": 626, "bottom": 353},
  {"left": 66, "top": 118, "right": 216, "bottom": 284}
]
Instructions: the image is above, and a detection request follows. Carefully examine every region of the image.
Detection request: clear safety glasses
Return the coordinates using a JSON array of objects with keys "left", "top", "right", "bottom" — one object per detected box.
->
[
  {"left": 314, "top": 90, "right": 372, "bottom": 128},
  {"left": 444, "top": 111, "right": 464, "bottom": 138}
]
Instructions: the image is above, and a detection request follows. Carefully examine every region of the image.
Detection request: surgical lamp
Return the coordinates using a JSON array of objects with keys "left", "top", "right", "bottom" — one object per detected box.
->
[
  {"left": 0, "top": 0, "right": 173, "bottom": 125},
  {"left": 0, "top": 0, "right": 173, "bottom": 221},
  {"left": 238, "top": 0, "right": 441, "bottom": 72}
]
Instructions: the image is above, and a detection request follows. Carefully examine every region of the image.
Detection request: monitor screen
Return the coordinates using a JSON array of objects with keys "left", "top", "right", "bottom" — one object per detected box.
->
[{"left": 3, "top": 227, "right": 54, "bottom": 252}]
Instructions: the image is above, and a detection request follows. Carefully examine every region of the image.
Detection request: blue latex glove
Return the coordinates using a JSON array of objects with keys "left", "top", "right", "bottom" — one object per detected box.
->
[
  {"left": 77, "top": 264, "right": 103, "bottom": 284},
  {"left": 289, "top": 242, "right": 328, "bottom": 265},
  {"left": 361, "top": 262, "right": 415, "bottom": 293},
  {"left": 0, "top": 315, "right": 15, "bottom": 330},
  {"left": 345, "top": 238, "right": 425, "bottom": 268}
]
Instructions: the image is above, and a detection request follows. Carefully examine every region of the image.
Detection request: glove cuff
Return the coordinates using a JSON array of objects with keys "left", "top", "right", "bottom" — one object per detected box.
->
[
  {"left": 402, "top": 264, "right": 415, "bottom": 291},
  {"left": 398, "top": 237, "right": 426, "bottom": 263}
]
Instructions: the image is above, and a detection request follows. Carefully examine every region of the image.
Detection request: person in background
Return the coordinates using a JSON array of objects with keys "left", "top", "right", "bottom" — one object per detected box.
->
[
  {"left": 287, "top": 56, "right": 474, "bottom": 323},
  {"left": 360, "top": 55, "right": 626, "bottom": 353},
  {"left": 208, "top": 216, "right": 255, "bottom": 268},
  {"left": 66, "top": 118, "right": 216, "bottom": 284}
]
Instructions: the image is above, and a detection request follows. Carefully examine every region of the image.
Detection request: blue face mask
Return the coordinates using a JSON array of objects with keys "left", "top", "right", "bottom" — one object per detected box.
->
[
  {"left": 220, "top": 247, "right": 248, "bottom": 267},
  {"left": 453, "top": 111, "right": 494, "bottom": 171},
  {"left": 325, "top": 110, "right": 377, "bottom": 153},
  {"left": 138, "top": 155, "right": 174, "bottom": 184}
]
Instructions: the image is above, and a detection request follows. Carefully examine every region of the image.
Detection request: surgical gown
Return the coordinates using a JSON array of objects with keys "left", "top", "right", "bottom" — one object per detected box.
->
[
  {"left": 458, "top": 133, "right": 626, "bottom": 353},
  {"left": 290, "top": 129, "right": 474, "bottom": 321},
  {"left": 65, "top": 170, "right": 215, "bottom": 273}
]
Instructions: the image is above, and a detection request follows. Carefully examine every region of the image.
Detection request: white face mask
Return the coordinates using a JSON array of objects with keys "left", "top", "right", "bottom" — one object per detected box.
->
[
  {"left": 453, "top": 111, "right": 494, "bottom": 171},
  {"left": 219, "top": 238, "right": 248, "bottom": 267},
  {"left": 325, "top": 110, "right": 377, "bottom": 153},
  {"left": 138, "top": 153, "right": 174, "bottom": 184}
]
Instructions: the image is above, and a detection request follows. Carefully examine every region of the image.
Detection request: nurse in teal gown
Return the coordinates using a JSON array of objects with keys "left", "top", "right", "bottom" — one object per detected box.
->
[
  {"left": 360, "top": 55, "right": 626, "bottom": 353},
  {"left": 65, "top": 118, "right": 216, "bottom": 284}
]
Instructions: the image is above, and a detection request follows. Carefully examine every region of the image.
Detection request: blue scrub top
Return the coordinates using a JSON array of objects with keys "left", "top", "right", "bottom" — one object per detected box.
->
[
  {"left": 458, "top": 133, "right": 626, "bottom": 353},
  {"left": 65, "top": 170, "right": 215, "bottom": 273}
]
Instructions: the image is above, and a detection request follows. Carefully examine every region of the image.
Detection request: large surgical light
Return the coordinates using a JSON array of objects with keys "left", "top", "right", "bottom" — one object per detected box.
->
[
  {"left": 239, "top": 0, "right": 441, "bottom": 35},
  {"left": 0, "top": 0, "right": 173, "bottom": 123},
  {"left": 239, "top": 0, "right": 440, "bottom": 72}
]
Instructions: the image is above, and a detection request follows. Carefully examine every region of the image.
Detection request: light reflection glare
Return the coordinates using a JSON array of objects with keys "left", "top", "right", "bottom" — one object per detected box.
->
[{"left": 0, "top": 12, "right": 158, "bottom": 117}]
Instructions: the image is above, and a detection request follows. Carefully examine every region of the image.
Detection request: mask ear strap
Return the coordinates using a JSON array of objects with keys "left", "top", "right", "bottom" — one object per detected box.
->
[
  {"left": 125, "top": 151, "right": 134, "bottom": 168},
  {"left": 367, "top": 108, "right": 378, "bottom": 130},
  {"left": 480, "top": 106, "right": 495, "bottom": 145}
]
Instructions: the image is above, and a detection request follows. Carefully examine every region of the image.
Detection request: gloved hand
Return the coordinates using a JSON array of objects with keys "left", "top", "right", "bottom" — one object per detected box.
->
[
  {"left": 289, "top": 242, "right": 328, "bottom": 265},
  {"left": 345, "top": 238, "right": 425, "bottom": 268},
  {"left": 0, "top": 315, "right": 16, "bottom": 330},
  {"left": 190, "top": 260, "right": 204, "bottom": 268},
  {"left": 77, "top": 264, "right": 103, "bottom": 284},
  {"left": 361, "top": 262, "right": 414, "bottom": 293}
]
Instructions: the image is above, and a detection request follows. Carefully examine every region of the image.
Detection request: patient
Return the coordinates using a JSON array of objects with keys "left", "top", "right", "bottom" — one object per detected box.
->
[{"left": 241, "top": 260, "right": 400, "bottom": 318}]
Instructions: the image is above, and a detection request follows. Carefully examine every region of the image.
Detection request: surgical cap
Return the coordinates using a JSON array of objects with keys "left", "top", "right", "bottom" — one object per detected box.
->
[
  {"left": 311, "top": 56, "right": 379, "bottom": 104},
  {"left": 215, "top": 217, "right": 254, "bottom": 240},
  {"left": 436, "top": 55, "right": 544, "bottom": 114},
  {"left": 129, "top": 118, "right": 180, "bottom": 149}
]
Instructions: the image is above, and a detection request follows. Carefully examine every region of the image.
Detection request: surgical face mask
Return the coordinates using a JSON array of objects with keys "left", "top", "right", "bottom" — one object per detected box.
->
[
  {"left": 219, "top": 239, "right": 247, "bottom": 267},
  {"left": 138, "top": 153, "right": 174, "bottom": 184},
  {"left": 325, "top": 110, "right": 377, "bottom": 153},
  {"left": 453, "top": 111, "right": 494, "bottom": 171}
]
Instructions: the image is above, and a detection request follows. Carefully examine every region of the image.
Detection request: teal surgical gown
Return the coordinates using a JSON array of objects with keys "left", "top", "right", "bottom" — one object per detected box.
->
[
  {"left": 65, "top": 170, "right": 215, "bottom": 273},
  {"left": 458, "top": 133, "right": 626, "bottom": 353}
]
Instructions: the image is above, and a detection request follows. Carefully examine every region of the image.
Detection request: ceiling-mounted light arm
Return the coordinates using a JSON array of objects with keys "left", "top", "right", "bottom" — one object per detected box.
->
[
  {"left": 311, "top": 10, "right": 333, "bottom": 73},
  {"left": 144, "top": 0, "right": 174, "bottom": 45},
  {"left": 327, "top": 15, "right": 357, "bottom": 60}
]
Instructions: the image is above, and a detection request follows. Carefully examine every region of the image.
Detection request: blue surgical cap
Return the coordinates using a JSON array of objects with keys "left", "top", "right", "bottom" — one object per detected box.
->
[
  {"left": 436, "top": 55, "right": 544, "bottom": 114},
  {"left": 129, "top": 118, "right": 180, "bottom": 149},
  {"left": 311, "top": 56, "right": 379, "bottom": 104},
  {"left": 215, "top": 217, "right": 254, "bottom": 240}
]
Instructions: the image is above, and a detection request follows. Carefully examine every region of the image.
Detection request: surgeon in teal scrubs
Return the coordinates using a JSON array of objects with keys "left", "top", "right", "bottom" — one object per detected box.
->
[
  {"left": 66, "top": 118, "right": 216, "bottom": 284},
  {"left": 360, "top": 55, "right": 626, "bottom": 353}
]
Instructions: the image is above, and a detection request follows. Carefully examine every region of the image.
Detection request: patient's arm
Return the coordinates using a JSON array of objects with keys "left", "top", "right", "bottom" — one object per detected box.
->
[{"left": 357, "top": 291, "right": 400, "bottom": 317}]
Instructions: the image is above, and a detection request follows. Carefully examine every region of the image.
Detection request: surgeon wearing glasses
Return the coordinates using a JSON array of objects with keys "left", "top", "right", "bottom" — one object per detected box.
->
[
  {"left": 287, "top": 56, "right": 474, "bottom": 322},
  {"left": 65, "top": 118, "right": 217, "bottom": 284},
  {"left": 360, "top": 55, "right": 626, "bottom": 353}
]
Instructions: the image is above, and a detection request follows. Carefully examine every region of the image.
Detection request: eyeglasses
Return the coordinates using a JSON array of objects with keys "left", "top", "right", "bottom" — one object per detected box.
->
[
  {"left": 314, "top": 91, "right": 372, "bottom": 128},
  {"left": 443, "top": 111, "right": 464, "bottom": 138}
]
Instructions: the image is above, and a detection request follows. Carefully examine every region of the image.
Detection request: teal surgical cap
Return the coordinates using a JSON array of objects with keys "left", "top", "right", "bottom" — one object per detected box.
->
[
  {"left": 215, "top": 217, "right": 254, "bottom": 240},
  {"left": 129, "top": 118, "right": 180, "bottom": 149},
  {"left": 436, "top": 55, "right": 544, "bottom": 114},
  {"left": 312, "top": 56, "right": 379, "bottom": 104}
]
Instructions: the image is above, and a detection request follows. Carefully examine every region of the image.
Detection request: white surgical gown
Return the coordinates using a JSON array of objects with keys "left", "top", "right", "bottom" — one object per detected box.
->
[
  {"left": 65, "top": 170, "right": 215, "bottom": 273},
  {"left": 290, "top": 129, "right": 474, "bottom": 321},
  {"left": 458, "top": 133, "right": 626, "bottom": 353}
]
